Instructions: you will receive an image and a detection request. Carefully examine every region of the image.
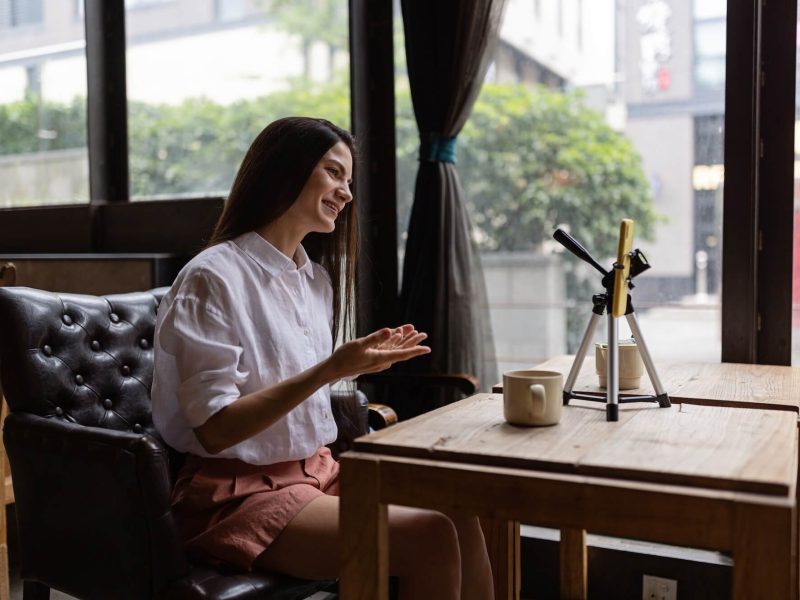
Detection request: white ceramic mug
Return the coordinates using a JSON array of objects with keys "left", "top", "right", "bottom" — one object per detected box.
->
[
  {"left": 502, "top": 369, "right": 563, "bottom": 426},
  {"left": 595, "top": 339, "right": 644, "bottom": 390}
]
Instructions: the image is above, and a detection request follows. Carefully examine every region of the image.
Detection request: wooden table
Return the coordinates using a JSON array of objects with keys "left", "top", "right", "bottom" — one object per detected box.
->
[
  {"left": 494, "top": 355, "right": 800, "bottom": 413},
  {"left": 339, "top": 394, "right": 798, "bottom": 599}
]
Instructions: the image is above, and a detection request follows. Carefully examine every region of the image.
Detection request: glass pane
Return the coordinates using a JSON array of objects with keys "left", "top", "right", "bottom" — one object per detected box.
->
[
  {"left": 693, "top": 0, "right": 726, "bottom": 20},
  {"left": 695, "top": 57, "right": 725, "bottom": 89},
  {"left": 694, "top": 21, "right": 725, "bottom": 56},
  {"left": 0, "top": 1, "right": 89, "bottom": 207},
  {"left": 396, "top": 0, "right": 724, "bottom": 384},
  {"left": 126, "top": 0, "right": 350, "bottom": 200}
]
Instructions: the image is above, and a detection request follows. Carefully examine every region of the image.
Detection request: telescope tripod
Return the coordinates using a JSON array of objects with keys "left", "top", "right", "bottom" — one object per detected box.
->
[{"left": 564, "top": 292, "right": 671, "bottom": 421}]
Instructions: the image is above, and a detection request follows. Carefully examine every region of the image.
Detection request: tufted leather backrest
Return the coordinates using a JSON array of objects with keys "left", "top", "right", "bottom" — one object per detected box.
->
[{"left": 0, "top": 286, "right": 167, "bottom": 437}]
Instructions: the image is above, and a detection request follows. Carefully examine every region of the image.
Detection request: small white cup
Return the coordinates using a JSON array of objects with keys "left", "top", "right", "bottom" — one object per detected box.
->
[
  {"left": 595, "top": 339, "right": 644, "bottom": 390},
  {"left": 502, "top": 370, "right": 563, "bottom": 426}
]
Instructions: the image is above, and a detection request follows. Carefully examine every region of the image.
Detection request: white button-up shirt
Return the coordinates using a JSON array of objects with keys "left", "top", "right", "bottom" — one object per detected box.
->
[{"left": 151, "top": 231, "right": 337, "bottom": 465}]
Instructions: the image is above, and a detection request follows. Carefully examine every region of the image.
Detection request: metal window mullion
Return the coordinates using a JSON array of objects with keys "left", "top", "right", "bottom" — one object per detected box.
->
[
  {"left": 84, "top": 0, "right": 129, "bottom": 209},
  {"left": 721, "top": 0, "right": 761, "bottom": 363},
  {"left": 754, "top": 0, "right": 797, "bottom": 365}
]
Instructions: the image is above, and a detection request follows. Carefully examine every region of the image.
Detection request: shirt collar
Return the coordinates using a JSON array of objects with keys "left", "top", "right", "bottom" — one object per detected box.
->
[{"left": 234, "top": 231, "right": 315, "bottom": 279}]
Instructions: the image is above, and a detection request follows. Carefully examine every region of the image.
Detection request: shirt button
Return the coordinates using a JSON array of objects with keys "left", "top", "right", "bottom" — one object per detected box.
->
[{"left": 304, "top": 329, "right": 310, "bottom": 336}]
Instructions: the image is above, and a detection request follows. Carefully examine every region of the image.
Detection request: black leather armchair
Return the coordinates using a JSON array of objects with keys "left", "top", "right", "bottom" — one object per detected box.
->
[{"left": 0, "top": 286, "right": 372, "bottom": 600}]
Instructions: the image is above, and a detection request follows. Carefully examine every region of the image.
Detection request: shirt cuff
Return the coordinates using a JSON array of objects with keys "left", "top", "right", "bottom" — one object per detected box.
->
[{"left": 177, "top": 375, "right": 241, "bottom": 428}]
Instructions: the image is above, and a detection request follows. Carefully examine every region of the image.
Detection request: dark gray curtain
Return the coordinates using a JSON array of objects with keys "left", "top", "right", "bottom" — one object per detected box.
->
[{"left": 397, "top": 0, "right": 505, "bottom": 395}]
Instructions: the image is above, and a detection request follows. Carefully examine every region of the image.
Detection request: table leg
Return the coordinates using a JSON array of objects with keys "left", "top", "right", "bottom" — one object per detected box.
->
[
  {"left": 795, "top": 432, "right": 800, "bottom": 600},
  {"left": 733, "top": 502, "right": 794, "bottom": 600},
  {"left": 480, "top": 517, "right": 520, "bottom": 600},
  {"left": 560, "top": 528, "right": 587, "bottom": 600},
  {"left": 339, "top": 455, "right": 389, "bottom": 600}
]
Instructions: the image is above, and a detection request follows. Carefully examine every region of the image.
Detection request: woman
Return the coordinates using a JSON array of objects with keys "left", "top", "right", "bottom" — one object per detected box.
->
[{"left": 152, "top": 117, "right": 493, "bottom": 600}]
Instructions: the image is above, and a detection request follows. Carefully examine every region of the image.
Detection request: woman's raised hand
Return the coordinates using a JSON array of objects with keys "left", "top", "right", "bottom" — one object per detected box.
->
[{"left": 326, "top": 324, "right": 430, "bottom": 380}]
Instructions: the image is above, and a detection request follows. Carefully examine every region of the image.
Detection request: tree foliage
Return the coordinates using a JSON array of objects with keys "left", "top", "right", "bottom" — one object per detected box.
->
[
  {"left": 0, "top": 82, "right": 654, "bottom": 257},
  {"left": 0, "top": 95, "right": 86, "bottom": 154},
  {"left": 126, "top": 82, "right": 350, "bottom": 197},
  {"left": 258, "top": 0, "right": 348, "bottom": 51},
  {"left": 397, "top": 84, "right": 658, "bottom": 259}
]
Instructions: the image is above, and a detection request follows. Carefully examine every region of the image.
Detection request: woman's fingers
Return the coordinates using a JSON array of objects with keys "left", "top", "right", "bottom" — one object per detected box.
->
[
  {"left": 361, "top": 326, "right": 429, "bottom": 367},
  {"left": 375, "top": 344, "right": 430, "bottom": 364},
  {"left": 362, "top": 327, "right": 393, "bottom": 347},
  {"left": 375, "top": 330, "right": 404, "bottom": 350},
  {"left": 397, "top": 332, "right": 427, "bottom": 349},
  {"left": 397, "top": 324, "right": 415, "bottom": 336}
]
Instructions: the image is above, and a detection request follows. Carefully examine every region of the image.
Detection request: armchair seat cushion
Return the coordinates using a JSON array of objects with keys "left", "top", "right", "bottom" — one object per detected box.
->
[{"left": 160, "top": 566, "right": 333, "bottom": 600}]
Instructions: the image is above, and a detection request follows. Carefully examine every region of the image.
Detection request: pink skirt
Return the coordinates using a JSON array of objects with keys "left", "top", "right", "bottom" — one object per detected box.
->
[{"left": 170, "top": 446, "right": 340, "bottom": 571}]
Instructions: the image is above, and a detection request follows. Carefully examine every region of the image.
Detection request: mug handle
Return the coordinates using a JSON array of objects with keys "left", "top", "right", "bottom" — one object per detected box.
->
[{"left": 529, "top": 384, "right": 546, "bottom": 418}]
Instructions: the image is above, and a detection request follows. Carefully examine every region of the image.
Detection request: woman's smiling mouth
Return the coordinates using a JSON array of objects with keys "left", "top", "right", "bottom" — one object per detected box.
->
[{"left": 322, "top": 199, "right": 340, "bottom": 215}]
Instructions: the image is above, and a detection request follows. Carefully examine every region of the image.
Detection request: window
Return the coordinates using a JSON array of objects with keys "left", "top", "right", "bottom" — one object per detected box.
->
[
  {"left": 126, "top": 0, "right": 173, "bottom": 8},
  {"left": 557, "top": 0, "right": 563, "bottom": 37},
  {"left": 693, "top": 0, "right": 726, "bottom": 20},
  {"left": 694, "top": 18, "right": 726, "bottom": 91},
  {"left": 216, "top": 0, "right": 247, "bottom": 22},
  {"left": 396, "top": 0, "right": 724, "bottom": 382},
  {"left": 1, "top": 0, "right": 43, "bottom": 29},
  {"left": 125, "top": 0, "right": 350, "bottom": 200},
  {"left": 0, "top": 2, "right": 88, "bottom": 207}
]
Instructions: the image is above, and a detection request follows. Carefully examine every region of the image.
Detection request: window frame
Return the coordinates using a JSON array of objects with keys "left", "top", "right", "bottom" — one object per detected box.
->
[{"left": 721, "top": 0, "right": 796, "bottom": 364}]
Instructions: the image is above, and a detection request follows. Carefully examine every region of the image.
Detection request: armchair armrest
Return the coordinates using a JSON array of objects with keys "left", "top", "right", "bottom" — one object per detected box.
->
[
  {"left": 366, "top": 403, "right": 398, "bottom": 430},
  {"left": 328, "top": 389, "right": 368, "bottom": 458},
  {"left": 3, "top": 413, "right": 188, "bottom": 599},
  {"left": 328, "top": 390, "right": 399, "bottom": 457},
  {"left": 357, "top": 372, "right": 480, "bottom": 396},
  {"left": 357, "top": 372, "right": 480, "bottom": 420}
]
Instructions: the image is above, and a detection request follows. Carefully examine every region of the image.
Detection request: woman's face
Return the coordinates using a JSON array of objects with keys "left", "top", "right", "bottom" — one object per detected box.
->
[{"left": 284, "top": 141, "right": 353, "bottom": 235}]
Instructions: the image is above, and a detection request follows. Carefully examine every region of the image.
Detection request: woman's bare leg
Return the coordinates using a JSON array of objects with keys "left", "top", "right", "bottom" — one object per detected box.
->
[
  {"left": 254, "top": 495, "right": 463, "bottom": 600},
  {"left": 446, "top": 512, "right": 495, "bottom": 600}
]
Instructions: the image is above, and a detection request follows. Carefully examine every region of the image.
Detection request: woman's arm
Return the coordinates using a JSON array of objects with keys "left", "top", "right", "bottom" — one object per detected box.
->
[{"left": 193, "top": 325, "right": 428, "bottom": 454}]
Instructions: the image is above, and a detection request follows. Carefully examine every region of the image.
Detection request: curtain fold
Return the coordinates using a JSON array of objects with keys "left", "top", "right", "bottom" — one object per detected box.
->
[{"left": 397, "top": 0, "right": 506, "bottom": 399}]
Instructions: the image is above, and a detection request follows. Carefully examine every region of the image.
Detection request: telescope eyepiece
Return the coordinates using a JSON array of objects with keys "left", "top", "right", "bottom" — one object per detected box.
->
[{"left": 552, "top": 228, "right": 608, "bottom": 277}]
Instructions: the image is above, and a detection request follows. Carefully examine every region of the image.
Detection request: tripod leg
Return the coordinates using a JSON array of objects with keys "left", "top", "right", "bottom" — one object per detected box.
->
[
  {"left": 607, "top": 314, "right": 619, "bottom": 421},
  {"left": 564, "top": 312, "right": 602, "bottom": 402},
  {"left": 626, "top": 312, "right": 671, "bottom": 407}
]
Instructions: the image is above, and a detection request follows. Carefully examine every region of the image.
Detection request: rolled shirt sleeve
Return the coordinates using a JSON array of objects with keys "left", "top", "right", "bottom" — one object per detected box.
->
[{"left": 158, "top": 296, "right": 249, "bottom": 428}]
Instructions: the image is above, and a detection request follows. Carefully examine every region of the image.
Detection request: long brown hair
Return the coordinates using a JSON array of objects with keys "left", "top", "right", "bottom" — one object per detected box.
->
[{"left": 207, "top": 117, "right": 358, "bottom": 343}]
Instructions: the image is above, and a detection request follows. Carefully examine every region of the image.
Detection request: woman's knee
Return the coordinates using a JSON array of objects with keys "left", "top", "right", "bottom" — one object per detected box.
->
[{"left": 389, "top": 507, "right": 461, "bottom": 571}]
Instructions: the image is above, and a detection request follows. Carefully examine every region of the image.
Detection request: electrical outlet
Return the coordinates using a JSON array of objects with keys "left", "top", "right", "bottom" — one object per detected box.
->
[{"left": 642, "top": 575, "right": 677, "bottom": 600}]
